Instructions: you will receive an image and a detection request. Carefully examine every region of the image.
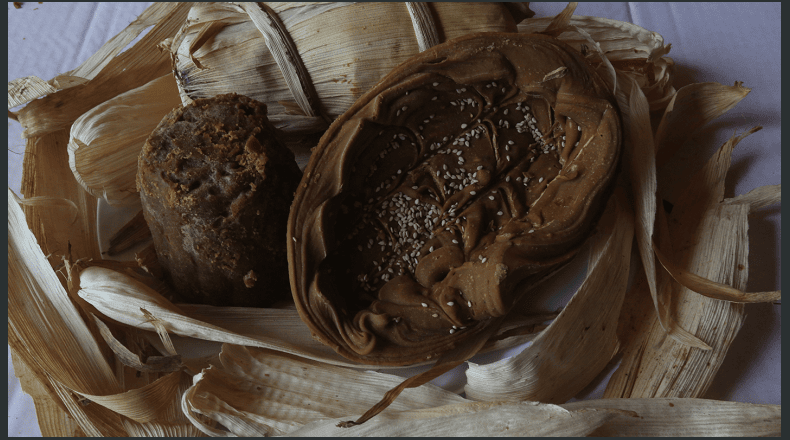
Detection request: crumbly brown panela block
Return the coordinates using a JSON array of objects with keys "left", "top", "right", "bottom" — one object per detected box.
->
[{"left": 138, "top": 94, "right": 302, "bottom": 307}]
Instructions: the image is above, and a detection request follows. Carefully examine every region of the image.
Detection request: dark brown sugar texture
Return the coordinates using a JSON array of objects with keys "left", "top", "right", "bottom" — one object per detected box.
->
[
  {"left": 137, "top": 94, "right": 302, "bottom": 308},
  {"left": 289, "top": 33, "right": 623, "bottom": 366}
]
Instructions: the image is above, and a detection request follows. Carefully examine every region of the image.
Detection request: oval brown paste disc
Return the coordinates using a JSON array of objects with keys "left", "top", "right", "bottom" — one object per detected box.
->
[{"left": 289, "top": 33, "right": 622, "bottom": 366}]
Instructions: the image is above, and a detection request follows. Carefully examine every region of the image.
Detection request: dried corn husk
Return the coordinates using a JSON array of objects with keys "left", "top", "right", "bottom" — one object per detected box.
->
[
  {"left": 78, "top": 265, "right": 547, "bottom": 371},
  {"left": 181, "top": 344, "right": 780, "bottom": 436},
  {"left": 606, "top": 127, "right": 776, "bottom": 399},
  {"left": 8, "top": 189, "right": 203, "bottom": 434},
  {"left": 182, "top": 344, "right": 467, "bottom": 436},
  {"left": 168, "top": 2, "right": 522, "bottom": 138},
  {"left": 654, "top": 82, "right": 751, "bottom": 168},
  {"left": 615, "top": 72, "right": 710, "bottom": 349},
  {"left": 519, "top": 14, "right": 675, "bottom": 111},
  {"left": 68, "top": 74, "right": 182, "bottom": 206},
  {"left": 464, "top": 188, "right": 633, "bottom": 402}
]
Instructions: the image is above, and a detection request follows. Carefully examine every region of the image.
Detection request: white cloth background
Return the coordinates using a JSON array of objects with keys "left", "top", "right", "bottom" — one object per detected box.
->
[{"left": 8, "top": 2, "right": 780, "bottom": 437}]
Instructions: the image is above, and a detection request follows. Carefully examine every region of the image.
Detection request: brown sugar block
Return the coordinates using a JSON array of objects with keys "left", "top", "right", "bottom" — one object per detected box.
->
[
  {"left": 137, "top": 94, "right": 302, "bottom": 307},
  {"left": 289, "top": 33, "right": 622, "bottom": 365}
]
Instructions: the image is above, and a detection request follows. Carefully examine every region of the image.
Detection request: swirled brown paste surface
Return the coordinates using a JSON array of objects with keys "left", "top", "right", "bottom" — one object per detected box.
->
[{"left": 289, "top": 33, "right": 621, "bottom": 366}]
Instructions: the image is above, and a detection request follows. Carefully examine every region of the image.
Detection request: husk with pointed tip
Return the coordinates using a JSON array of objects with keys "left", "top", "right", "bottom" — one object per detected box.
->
[
  {"left": 183, "top": 346, "right": 780, "bottom": 437},
  {"left": 519, "top": 14, "right": 676, "bottom": 111},
  {"left": 654, "top": 81, "right": 751, "bottom": 167},
  {"left": 605, "top": 126, "right": 777, "bottom": 399},
  {"left": 68, "top": 74, "right": 182, "bottom": 206},
  {"left": 77, "top": 265, "right": 548, "bottom": 371}
]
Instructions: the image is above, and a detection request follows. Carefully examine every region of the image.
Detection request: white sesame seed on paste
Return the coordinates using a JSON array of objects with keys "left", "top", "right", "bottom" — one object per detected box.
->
[
  {"left": 447, "top": 301, "right": 454, "bottom": 306},
  {"left": 422, "top": 303, "right": 428, "bottom": 307}
]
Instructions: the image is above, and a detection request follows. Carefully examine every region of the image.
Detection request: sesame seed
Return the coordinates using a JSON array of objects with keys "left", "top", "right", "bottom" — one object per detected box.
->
[
  {"left": 421, "top": 303, "right": 428, "bottom": 307},
  {"left": 481, "top": 257, "right": 487, "bottom": 263},
  {"left": 449, "top": 329, "right": 455, "bottom": 334},
  {"left": 452, "top": 239, "right": 459, "bottom": 244},
  {"left": 529, "top": 229, "right": 535, "bottom": 233},
  {"left": 461, "top": 123, "right": 467, "bottom": 129},
  {"left": 433, "top": 82, "right": 439, "bottom": 86},
  {"left": 470, "top": 191, "right": 476, "bottom": 195},
  {"left": 467, "top": 301, "right": 472, "bottom": 307},
  {"left": 497, "top": 211, "right": 503, "bottom": 216},
  {"left": 538, "top": 177, "right": 544, "bottom": 183},
  {"left": 447, "top": 301, "right": 454, "bottom": 306},
  {"left": 432, "top": 313, "right": 439, "bottom": 318},
  {"left": 489, "top": 195, "right": 495, "bottom": 200}
]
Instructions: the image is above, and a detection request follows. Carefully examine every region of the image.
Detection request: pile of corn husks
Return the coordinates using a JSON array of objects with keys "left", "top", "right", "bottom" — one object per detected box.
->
[{"left": 8, "top": 2, "right": 780, "bottom": 436}]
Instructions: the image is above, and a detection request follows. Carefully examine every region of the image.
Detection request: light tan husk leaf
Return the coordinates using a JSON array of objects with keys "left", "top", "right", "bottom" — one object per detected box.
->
[
  {"left": 68, "top": 74, "right": 182, "bottom": 206},
  {"left": 606, "top": 127, "right": 765, "bottom": 399},
  {"left": 464, "top": 188, "right": 633, "bottom": 403}
]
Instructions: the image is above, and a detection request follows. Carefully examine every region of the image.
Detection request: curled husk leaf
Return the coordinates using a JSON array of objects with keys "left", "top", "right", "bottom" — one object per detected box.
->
[
  {"left": 68, "top": 74, "right": 182, "bottom": 206},
  {"left": 520, "top": 14, "right": 676, "bottom": 111}
]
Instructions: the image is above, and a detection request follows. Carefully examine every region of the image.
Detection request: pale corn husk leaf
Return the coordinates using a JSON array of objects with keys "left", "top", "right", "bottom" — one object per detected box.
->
[
  {"left": 8, "top": 332, "right": 86, "bottom": 437},
  {"left": 615, "top": 72, "right": 708, "bottom": 349},
  {"left": 68, "top": 74, "right": 181, "bottom": 206},
  {"left": 170, "top": 2, "right": 519, "bottom": 129},
  {"left": 463, "top": 189, "right": 633, "bottom": 403},
  {"left": 8, "top": 76, "right": 57, "bottom": 109},
  {"left": 182, "top": 344, "right": 467, "bottom": 436},
  {"left": 78, "top": 265, "right": 549, "bottom": 371},
  {"left": 560, "top": 398, "right": 781, "bottom": 437},
  {"left": 92, "top": 314, "right": 182, "bottom": 373},
  {"left": 405, "top": 2, "right": 441, "bottom": 51},
  {"left": 606, "top": 128, "right": 761, "bottom": 399},
  {"left": 14, "top": 3, "right": 191, "bottom": 140},
  {"left": 722, "top": 183, "right": 781, "bottom": 211},
  {"left": 77, "top": 265, "right": 367, "bottom": 368},
  {"left": 291, "top": 398, "right": 780, "bottom": 437},
  {"left": 654, "top": 81, "right": 751, "bottom": 167},
  {"left": 292, "top": 401, "right": 623, "bottom": 437},
  {"left": 9, "top": 191, "right": 79, "bottom": 225},
  {"left": 654, "top": 243, "right": 780, "bottom": 303},
  {"left": 519, "top": 14, "right": 676, "bottom": 111},
  {"left": 9, "top": 189, "right": 122, "bottom": 395},
  {"left": 540, "top": 2, "right": 578, "bottom": 37}
]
